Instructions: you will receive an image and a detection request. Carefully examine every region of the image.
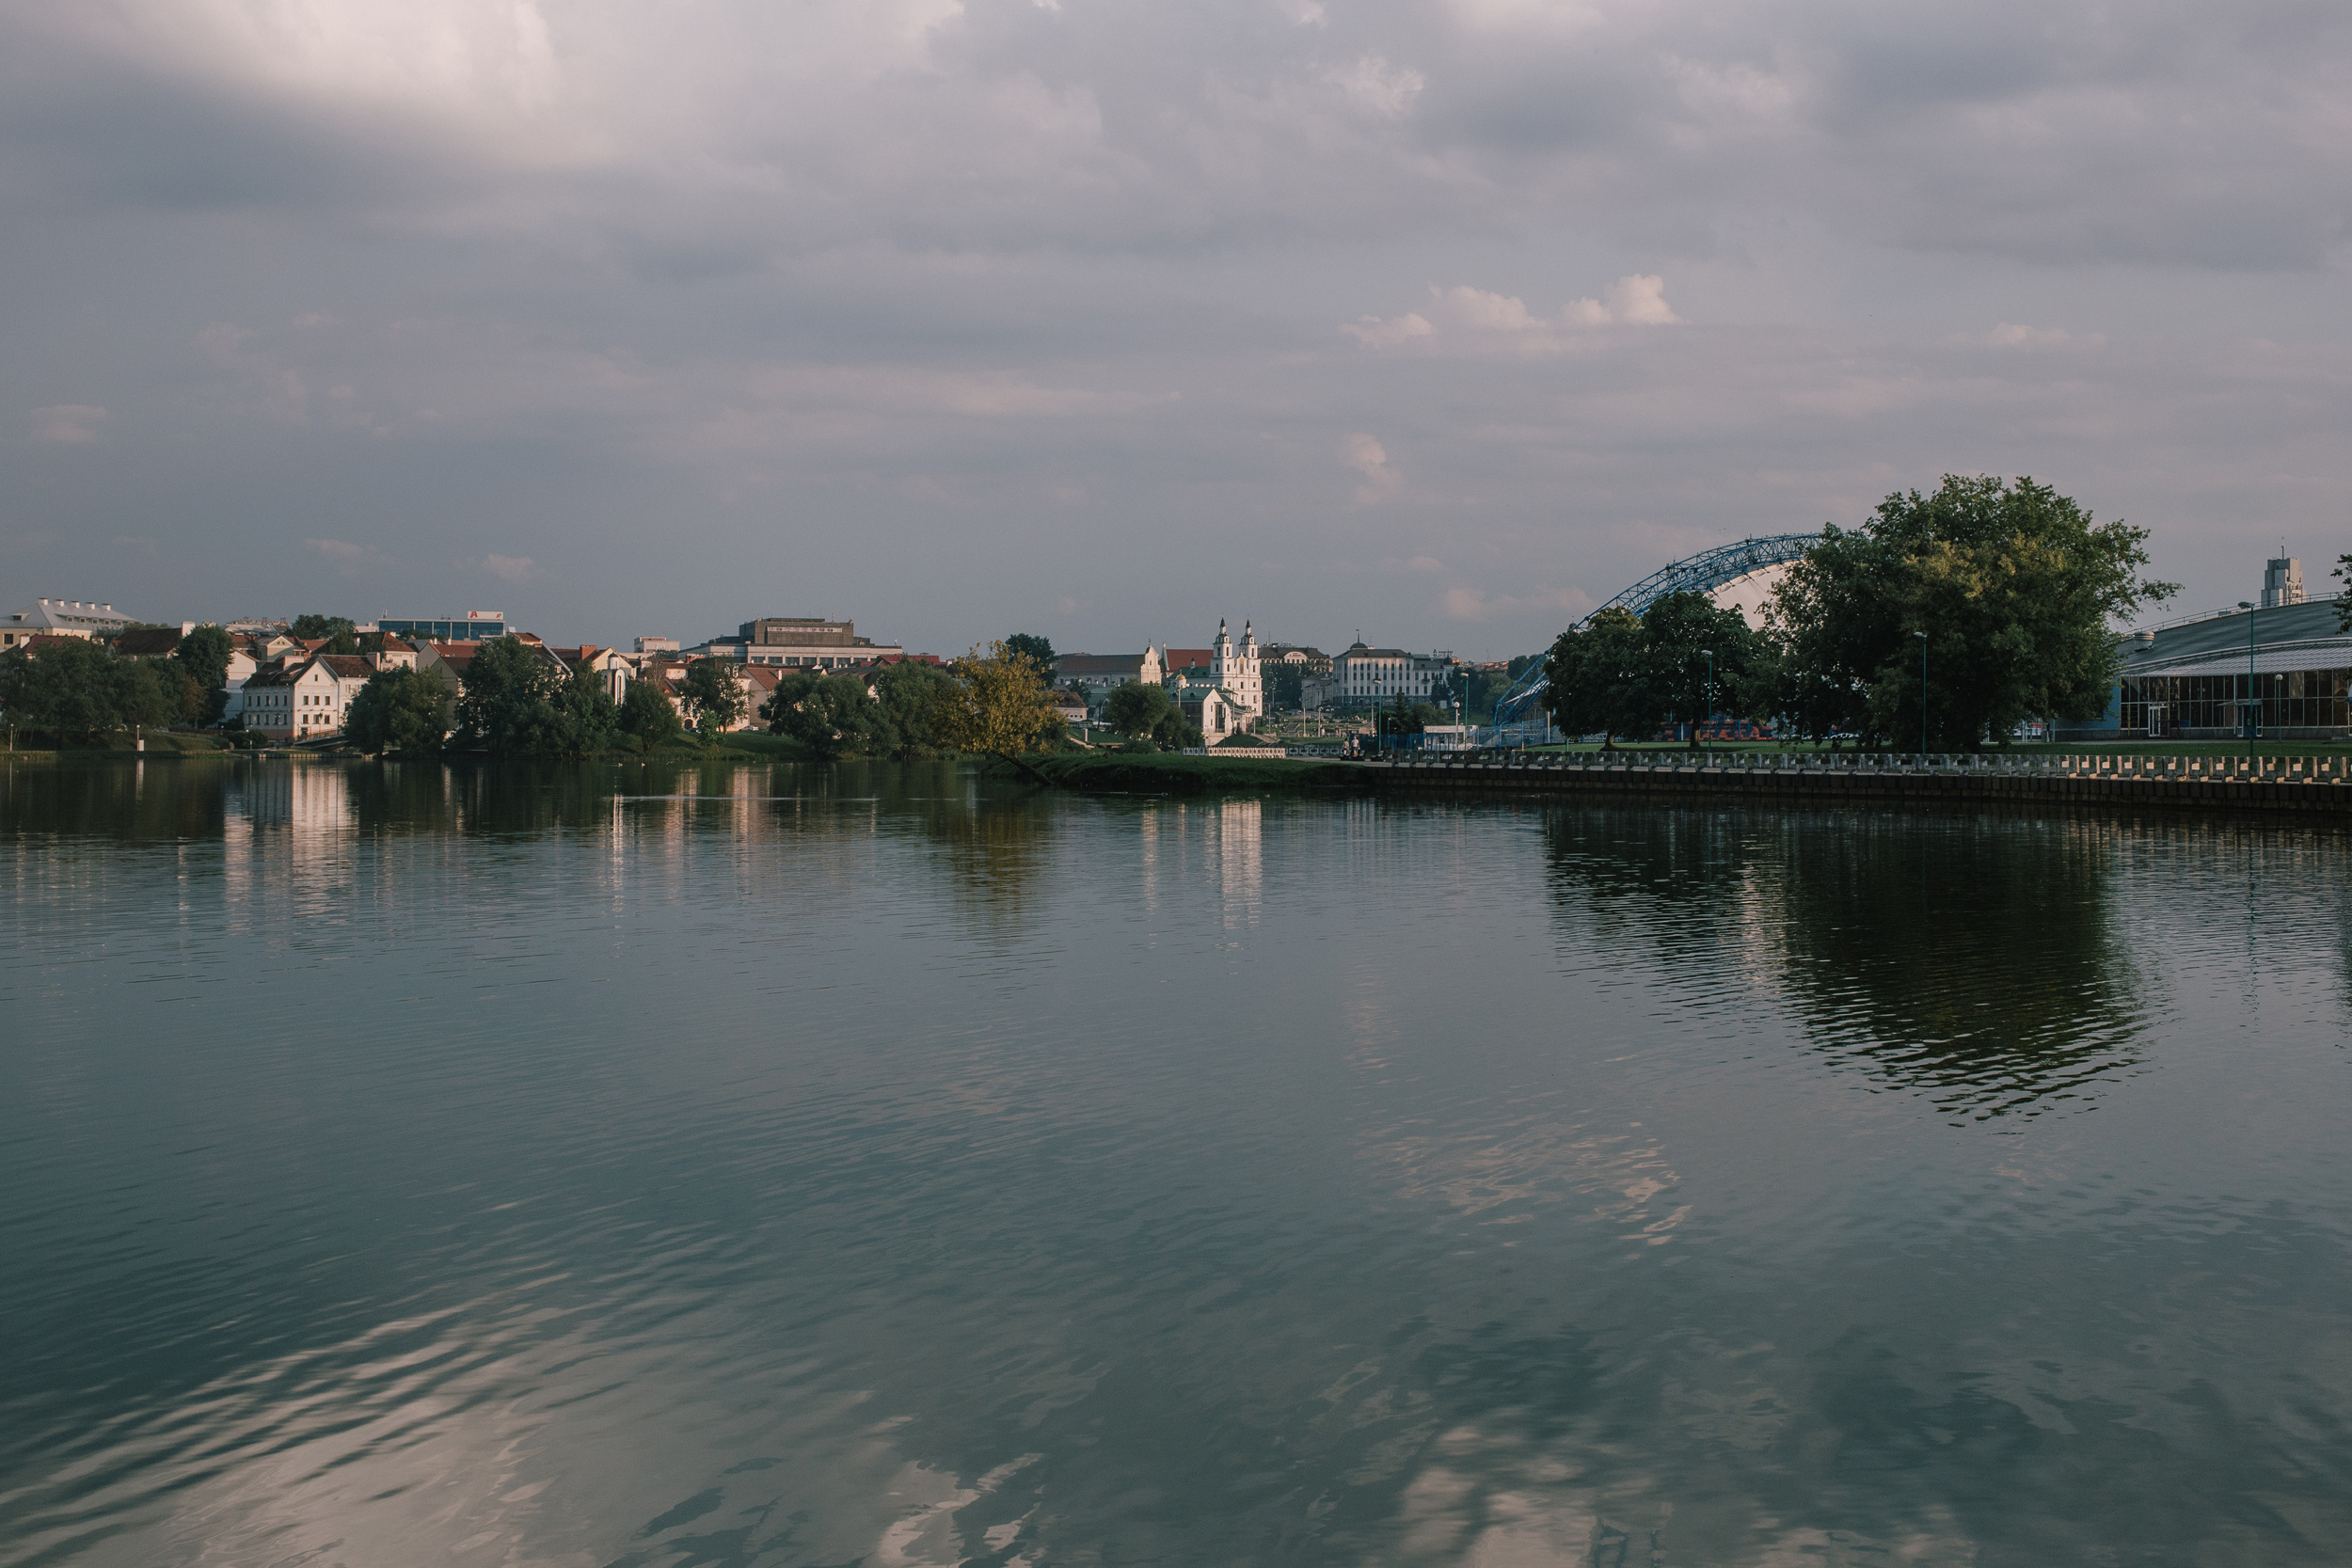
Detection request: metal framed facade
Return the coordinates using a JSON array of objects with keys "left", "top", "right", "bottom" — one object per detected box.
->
[{"left": 2122, "top": 670, "right": 2350, "bottom": 736}]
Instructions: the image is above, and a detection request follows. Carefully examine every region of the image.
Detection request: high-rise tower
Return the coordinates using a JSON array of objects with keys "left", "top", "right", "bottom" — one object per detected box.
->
[{"left": 2263, "top": 553, "right": 2305, "bottom": 609}]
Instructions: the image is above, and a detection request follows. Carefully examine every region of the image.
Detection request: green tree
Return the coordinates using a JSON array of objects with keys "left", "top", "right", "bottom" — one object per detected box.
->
[
  {"left": 762, "top": 672, "right": 884, "bottom": 757},
  {"left": 1642, "top": 591, "right": 1763, "bottom": 742},
  {"left": 345, "top": 667, "right": 451, "bottom": 755},
  {"left": 1541, "top": 593, "right": 1760, "bottom": 747},
  {"left": 1004, "top": 633, "right": 1056, "bottom": 669},
  {"left": 0, "top": 638, "right": 172, "bottom": 743},
  {"left": 1766, "top": 475, "right": 2176, "bottom": 750},
  {"left": 940, "top": 641, "right": 1060, "bottom": 778},
  {"left": 1266, "top": 662, "right": 1305, "bottom": 710},
  {"left": 155, "top": 661, "right": 207, "bottom": 724},
  {"left": 1149, "top": 709, "right": 1202, "bottom": 750},
  {"left": 619, "top": 679, "right": 682, "bottom": 743},
  {"left": 1541, "top": 607, "right": 1653, "bottom": 747},
  {"left": 1104, "top": 679, "right": 1174, "bottom": 740},
  {"left": 2333, "top": 554, "right": 2352, "bottom": 634},
  {"left": 452, "top": 637, "right": 612, "bottom": 757},
  {"left": 172, "top": 625, "right": 234, "bottom": 724},
  {"left": 291, "top": 614, "right": 360, "bottom": 655},
  {"left": 679, "top": 659, "right": 748, "bottom": 733},
  {"left": 871, "top": 661, "right": 961, "bottom": 756},
  {"left": 549, "top": 669, "right": 621, "bottom": 755}
]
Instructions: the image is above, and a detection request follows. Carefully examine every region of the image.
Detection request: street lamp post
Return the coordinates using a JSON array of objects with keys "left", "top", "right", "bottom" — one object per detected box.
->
[
  {"left": 2237, "top": 600, "right": 2257, "bottom": 760},
  {"left": 1701, "top": 649, "right": 1714, "bottom": 752},
  {"left": 1914, "top": 632, "right": 1929, "bottom": 755}
]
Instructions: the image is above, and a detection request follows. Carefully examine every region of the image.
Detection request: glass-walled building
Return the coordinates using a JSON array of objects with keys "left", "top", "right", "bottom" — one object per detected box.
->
[
  {"left": 2110, "top": 596, "right": 2352, "bottom": 740},
  {"left": 373, "top": 612, "right": 510, "bottom": 642}
]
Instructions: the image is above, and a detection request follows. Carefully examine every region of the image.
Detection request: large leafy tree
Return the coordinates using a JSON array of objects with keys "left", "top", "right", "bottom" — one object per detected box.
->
[
  {"left": 291, "top": 614, "right": 360, "bottom": 655},
  {"left": 1543, "top": 594, "right": 1761, "bottom": 746},
  {"left": 1004, "top": 633, "right": 1056, "bottom": 668},
  {"left": 1643, "top": 591, "right": 1764, "bottom": 736},
  {"left": 763, "top": 673, "right": 885, "bottom": 757},
  {"left": 619, "top": 679, "right": 682, "bottom": 743},
  {"left": 453, "top": 638, "right": 615, "bottom": 757},
  {"left": 346, "top": 667, "right": 451, "bottom": 755},
  {"left": 940, "top": 641, "right": 1060, "bottom": 777},
  {"left": 2332, "top": 554, "right": 2352, "bottom": 633},
  {"left": 172, "top": 625, "right": 234, "bottom": 724},
  {"left": 1543, "top": 607, "right": 1646, "bottom": 746},
  {"left": 679, "top": 659, "right": 748, "bottom": 733},
  {"left": 1103, "top": 679, "right": 1173, "bottom": 740},
  {"left": 871, "top": 661, "right": 961, "bottom": 756},
  {"left": 1766, "top": 475, "right": 2176, "bottom": 750},
  {"left": 548, "top": 670, "right": 620, "bottom": 755}
]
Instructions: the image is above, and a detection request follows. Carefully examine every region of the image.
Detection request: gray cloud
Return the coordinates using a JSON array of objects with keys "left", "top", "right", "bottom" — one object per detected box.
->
[{"left": 0, "top": 0, "right": 2344, "bottom": 655}]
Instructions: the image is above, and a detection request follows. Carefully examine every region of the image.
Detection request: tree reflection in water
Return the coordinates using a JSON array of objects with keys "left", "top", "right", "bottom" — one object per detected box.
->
[
  {"left": 0, "top": 756, "right": 231, "bottom": 843},
  {"left": 1544, "top": 807, "right": 2147, "bottom": 1123}
]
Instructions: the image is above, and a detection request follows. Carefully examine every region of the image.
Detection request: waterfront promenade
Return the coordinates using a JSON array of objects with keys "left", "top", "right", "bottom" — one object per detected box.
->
[{"left": 1367, "top": 748, "right": 2352, "bottom": 816}]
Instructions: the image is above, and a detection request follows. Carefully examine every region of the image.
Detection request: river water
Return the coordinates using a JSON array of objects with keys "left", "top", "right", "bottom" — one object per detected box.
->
[{"left": 4, "top": 757, "right": 2350, "bottom": 1566}]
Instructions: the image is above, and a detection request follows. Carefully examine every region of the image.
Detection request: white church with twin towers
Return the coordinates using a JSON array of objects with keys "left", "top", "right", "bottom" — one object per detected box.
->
[
  {"left": 1159, "top": 618, "right": 1263, "bottom": 739},
  {"left": 1054, "top": 618, "right": 1265, "bottom": 739}
]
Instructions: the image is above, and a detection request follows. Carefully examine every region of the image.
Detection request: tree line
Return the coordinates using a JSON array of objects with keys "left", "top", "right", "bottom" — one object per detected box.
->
[
  {"left": 362, "top": 638, "right": 1077, "bottom": 768},
  {"left": 0, "top": 626, "right": 235, "bottom": 743},
  {"left": 757, "top": 642, "right": 1064, "bottom": 773},
  {"left": 1542, "top": 476, "right": 2179, "bottom": 751},
  {"left": 345, "top": 641, "right": 758, "bottom": 758}
]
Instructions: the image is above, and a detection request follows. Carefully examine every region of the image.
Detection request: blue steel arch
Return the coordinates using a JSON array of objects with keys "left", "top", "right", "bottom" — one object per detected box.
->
[{"left": 1489, "top": 533, "right": 1818, "bottom": 731}]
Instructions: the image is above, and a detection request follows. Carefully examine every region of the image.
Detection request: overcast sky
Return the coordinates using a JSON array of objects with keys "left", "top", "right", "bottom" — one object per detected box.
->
[{"left": 3, "top": 0, "right": 2346, "bottom": 657}]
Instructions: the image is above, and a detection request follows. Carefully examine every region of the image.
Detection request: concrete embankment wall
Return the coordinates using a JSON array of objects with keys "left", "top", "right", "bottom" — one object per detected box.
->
[{"left": 1368, "top": 752, "right": 2352, "bottom": 816}]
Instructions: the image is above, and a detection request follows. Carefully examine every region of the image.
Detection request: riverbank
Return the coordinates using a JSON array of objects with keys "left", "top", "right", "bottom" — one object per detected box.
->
[{"left": 1034, "top": 752, "right": 1368, "bottom": 795}]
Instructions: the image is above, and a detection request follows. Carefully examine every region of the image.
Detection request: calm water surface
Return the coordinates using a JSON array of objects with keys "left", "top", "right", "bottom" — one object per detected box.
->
[{"left": 4, "top": 757, "right": 2351, "bottom": 1566}]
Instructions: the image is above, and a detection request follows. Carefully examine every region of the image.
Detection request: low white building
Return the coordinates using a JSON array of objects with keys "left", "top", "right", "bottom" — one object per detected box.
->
[
  {"left": 2, "top": 598, "right": 130, "bottom": 649},
  {"left": 1331, "top": 642, "right": 1456, "bottom": 707}
]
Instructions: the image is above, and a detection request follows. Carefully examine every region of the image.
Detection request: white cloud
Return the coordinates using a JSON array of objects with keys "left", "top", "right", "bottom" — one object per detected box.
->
[
  {"left": 1343, "top": 311, "right": 1434, "bottom": 348},
  {"left": 304, "top": 537, "right": 388, "bottom": 578},
  {"left": 31, "top": 405, "right": 109, "bottom": 445},
  {"left": 1346, "top": 433, "right": 1401, "bottom": 502},
  {"left": 1352, "top": 277, "right": 1680, "bottom": 356},
  {"left": 1603, "top": 275, "right": 1679, "bottom": 326},
  {"left": 480, "top": 553, "right": 541, "bottom": 583},
  {"left": 1327, "top": 55, "right": 1425, "bottom": 119},
  {"left": 1988, "top": 323, "right": 2103, "bottom": 348}
]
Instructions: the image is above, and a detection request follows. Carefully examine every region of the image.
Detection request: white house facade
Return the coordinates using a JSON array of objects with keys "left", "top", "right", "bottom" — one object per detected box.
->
[{"left": 241, "top": 655, "right": 375, "bottom": 740}]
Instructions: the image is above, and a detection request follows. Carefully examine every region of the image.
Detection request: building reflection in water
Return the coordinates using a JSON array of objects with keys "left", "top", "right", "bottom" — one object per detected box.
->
[
  {"left": 1212, "top": 800, "right": 1263, "bottom": 928},
  {"left": 1543, "top": 807, "right": 2147, "bottom": 1123}
]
